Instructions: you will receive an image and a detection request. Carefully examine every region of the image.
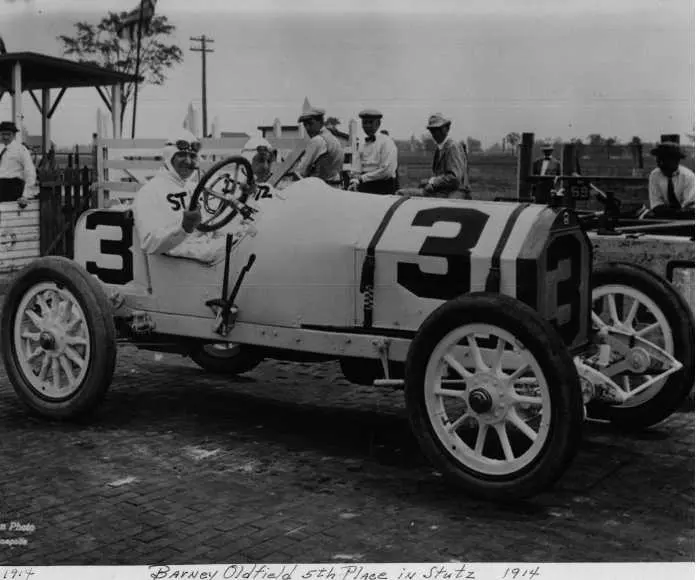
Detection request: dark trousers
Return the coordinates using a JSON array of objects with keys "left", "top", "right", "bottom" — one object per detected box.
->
[
  {"left": 357, "top": 177, "right": 398, "bottom": 195},
  {"left": 0, "top": 178, "right": 25, "bottom": 202}
]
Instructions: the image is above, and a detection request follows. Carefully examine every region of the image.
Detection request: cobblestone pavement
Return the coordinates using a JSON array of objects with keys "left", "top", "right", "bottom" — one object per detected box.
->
[{"left": 0, "top": 333, "right": 693, "bottom": 565}]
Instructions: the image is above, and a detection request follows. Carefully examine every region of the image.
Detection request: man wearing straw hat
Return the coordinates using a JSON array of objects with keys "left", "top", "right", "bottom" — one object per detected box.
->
[
  {"left": 295, "top": 106, "right": 344, "bottom": 187},
  {"left": 420, "top": 113, "right": 470, "bottom": 199},
  {"left": 0, "top": 120, "right": 37, "bottom": 206},
  {"left": 646, "top": 141, "right": 694, "bottom": 217}
]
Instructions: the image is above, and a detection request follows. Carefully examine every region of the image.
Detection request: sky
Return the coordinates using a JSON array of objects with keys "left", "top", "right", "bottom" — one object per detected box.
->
[{"left": 0, "top": 0, "right": 694, "bottom": 147}]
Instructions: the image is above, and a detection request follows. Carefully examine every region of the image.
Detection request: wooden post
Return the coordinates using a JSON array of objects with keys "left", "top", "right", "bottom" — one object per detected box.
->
[
  {"left": 41, "top": 89, "right": 51, "bottom": 156},
  {"left": 517, "top": 132, "right": 534, "bottom": 199},
  {"left": 561, "top": 143, "right": 577, "bottom": 209},
  {"left": 11, "top": 61, "right": 22, "bottom": 130}
]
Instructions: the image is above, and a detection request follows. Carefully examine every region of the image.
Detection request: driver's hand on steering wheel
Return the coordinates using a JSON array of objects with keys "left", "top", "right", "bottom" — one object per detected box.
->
[{"left": 182, "top": 209, "right": 202, "bottom": 233}]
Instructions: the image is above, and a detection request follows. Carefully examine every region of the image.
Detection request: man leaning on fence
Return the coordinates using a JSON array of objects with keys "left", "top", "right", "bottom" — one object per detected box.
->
[
  {"left": 0, "top": 121, "right": 37, "bottom": 208},
  {"left": 420, "top": 113, "right": 471, "bottom": 199},
  {"left": 643, "top": 141, "right": 695, "bottom": 219}
]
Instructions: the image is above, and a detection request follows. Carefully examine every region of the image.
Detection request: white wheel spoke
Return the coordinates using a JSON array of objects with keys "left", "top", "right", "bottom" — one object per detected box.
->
[
  {"left": 607, "top": 295, "right": 621, "bottom": 325},
  {"left": 507, "top": 361, "right": 531, "bottom": 382},
  {"left": 637, "top": 322, "right": 661, "bottom": 338},
  {"left": 59, "top": 356, "right": 76, "bottom": 388},
  {"left": 512, "top": 394, "right": 544, "bottom": 406},
  {"left": 622, "top": 375, "right": 631, "bottom": 393},
  {"left": 64, "top": 316, "right": 81, "bottom": 332},
  {"left": 433, "top": 387, "right": 468, "bottom": 400},
  {"left": 623, "top": 299, "right": 640, "bottom": 328},
  {"left": 508, "top": 410, "right": 538, "bottom": 442},
  {"left": 36, "top": 294, "right": 51, "bottom": 316},
  {"left": 446, "top": 412, "right": 471, "bottom": 435},
  {"left": 65, "top": 335, "right": 88, "bottom": 347},
  {"left": 26, "top": 347, "right": 42, "bottom": 363},
  {"left": 467, "top": 335, "right": 489, "bottom": 372},
  {"left": 21, "top": 331, "right": 41, "bottom": 341},
  {"left": 38, "top": 356, "right": 50, "bottom": 381},
  {"left": 64, "top": 346, "right": 86, "bottom": 369},
  {"left": 592, "top": 311, "right": 608, "bottom": 329},
  {"left": 25, "top": 310, "right": 44, "bottom": 329},
  {"left": 443, "top": 353, "right": 473, "bottom": 379},
  {"left": 494, "top": 423, "right": 515, "bottom": 461},
  {"left": 491, "top": 337, "right": 505, "bottom": 373},
  {"left": 52, "top": 358, "right": 61, "bottom": 391},
  {"left": 474, "top": 423, "right": 488, "bottom": 455}
]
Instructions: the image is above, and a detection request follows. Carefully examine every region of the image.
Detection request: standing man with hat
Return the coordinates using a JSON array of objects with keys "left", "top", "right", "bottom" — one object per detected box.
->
[
  {"left": 420, "top": 113, "right": 470, "bottom": 199},
  {"left": 0, "top": 120, "right": 37, "bottom": 205},
  {"left": 646, "top": 141, "right": 694, "bottom": 217},
  {"left": 532, "top": 142, "right": 561, "bottom": 176},
  {"left": 348, "top": 109, "right": 399, "bottom": 195},
  {"left": 295, "top": 106, "right": 344, "bottom": 187}
]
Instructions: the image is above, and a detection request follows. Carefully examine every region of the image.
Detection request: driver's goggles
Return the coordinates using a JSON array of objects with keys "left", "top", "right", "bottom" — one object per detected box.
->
[{"left": 167, "top": 139, "right": 202, "bottom": 154}]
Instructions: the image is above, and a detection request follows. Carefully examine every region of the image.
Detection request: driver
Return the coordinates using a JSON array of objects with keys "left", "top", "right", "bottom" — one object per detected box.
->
[
  {"left": 241, "top": 136, "right": 276, "bottom": 183},
  {"left": 133, "top": 130, "right": 240, "bottom": 264}
]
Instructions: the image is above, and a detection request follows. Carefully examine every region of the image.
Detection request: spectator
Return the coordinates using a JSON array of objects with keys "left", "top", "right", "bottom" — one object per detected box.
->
[
  {"left": 532, "top": 142, "right": 562, "bottom": 176},
  {"left": 0, "top": 120, "right": 37, "bottom": 207},
  {"left": 348, "top": 109, "right": 398, "bottom": 195},
  {"left": 295, "top": 107, "right": 343, "bottom": 187},
  {"left": 419, "top": 113, "right": 470, "bottom": 199},
  {"left": 241, "top": 136, "right": 276, "bottom": 183},
  {"left": 645, "top": 141, "right": 694, "bottom": 218}
]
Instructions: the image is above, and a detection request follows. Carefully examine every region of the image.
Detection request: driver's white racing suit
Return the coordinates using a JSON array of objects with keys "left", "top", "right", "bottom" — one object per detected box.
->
[{"left": 133, "top": 167, "right": 242, "bottom": 264}]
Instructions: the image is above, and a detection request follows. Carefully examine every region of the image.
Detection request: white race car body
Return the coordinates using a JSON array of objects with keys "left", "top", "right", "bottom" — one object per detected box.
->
[{"left": 74, "top": 178, "right": 592, "bottom": 355}]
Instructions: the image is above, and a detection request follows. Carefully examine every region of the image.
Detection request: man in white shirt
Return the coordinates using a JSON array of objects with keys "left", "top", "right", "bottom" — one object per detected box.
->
[
  {"left": 0, "top": 121, "right": 37, "bottom": 205},
  {"left": 348, "top": 109, "right": 399, "bottom": 195},
  {"left": 133, "top": 130, "right": 249, "bottom": 264},
  {"left": 646, "top": 142, "right": 694, "bottom": 218}
]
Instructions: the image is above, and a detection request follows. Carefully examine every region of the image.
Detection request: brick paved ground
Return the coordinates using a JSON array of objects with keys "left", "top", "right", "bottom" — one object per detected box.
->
[{"left": 0, "top": 328, "right": 693, "bottom": 565}]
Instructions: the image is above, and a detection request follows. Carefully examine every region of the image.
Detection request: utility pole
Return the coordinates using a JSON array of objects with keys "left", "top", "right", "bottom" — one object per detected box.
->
[{"left": 190, "top": 35, "right": 214, "bottom": 137}]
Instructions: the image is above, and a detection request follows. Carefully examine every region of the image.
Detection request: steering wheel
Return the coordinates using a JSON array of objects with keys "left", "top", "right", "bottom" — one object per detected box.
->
[{"left": 189, "top": 156, "right": 256, "bottom": 233}]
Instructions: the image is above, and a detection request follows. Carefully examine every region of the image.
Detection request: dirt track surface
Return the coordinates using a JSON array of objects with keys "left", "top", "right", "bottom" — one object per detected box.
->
[{"left": 0, "top": 341, "right": 693, "bottom": 565}]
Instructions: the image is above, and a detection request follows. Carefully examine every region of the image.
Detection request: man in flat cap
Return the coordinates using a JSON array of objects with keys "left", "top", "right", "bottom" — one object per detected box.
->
[
  {"left": 645, "top": 141, "right": 694, "bottom": 217},
  {"left": 295, "top": 107, "right": 344, "bottom": 187},
  {"left": 348, "top": 109, "right": 399, "bottom": 195},
  {"left": 531, "top": 141, "right": 561, "bottom": 203},
  {"left": 420, "top": 113, "right": 470, "bottom": 199},
  {"left": 0, "top": 120, "right": 37, "bottom": 206}
]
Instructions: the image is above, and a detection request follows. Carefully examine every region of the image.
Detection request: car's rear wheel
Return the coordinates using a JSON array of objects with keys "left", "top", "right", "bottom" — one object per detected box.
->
[
  {"left": 189, "top": 342, "right": 263, "bottom": 375},
  {"left": 1, "top": 257, "right": 117, "bottom": 420},
  {"left": 405, "top": 293, "right": 583, "bottom": 501},
  {"left": 588, "top": 262, "right": 694, "bottom": 430}
]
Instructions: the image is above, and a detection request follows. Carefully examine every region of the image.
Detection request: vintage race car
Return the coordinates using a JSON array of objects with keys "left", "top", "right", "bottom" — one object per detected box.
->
[{"left": 1, "top": 156, "right": 693, "bottom": 501}]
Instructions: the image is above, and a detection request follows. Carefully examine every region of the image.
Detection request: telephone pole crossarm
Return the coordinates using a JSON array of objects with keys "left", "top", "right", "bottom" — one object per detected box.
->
[{"left": 190, "top": 35, "right": 214, "bottom": 138}]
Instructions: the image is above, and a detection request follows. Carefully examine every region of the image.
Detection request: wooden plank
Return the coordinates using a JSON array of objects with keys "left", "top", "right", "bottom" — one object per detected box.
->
[
  {"left": 0, "top": 230, "right": 40, "bottom": 244},
  {"left": 0, "top": 224, "right": 40, "bottom": 237},
  {"left": 0, "top": 239, "right": 40, "bottom": 252},
  {"left": 0, "top": 255, "right": 36, "bottom": 273},
  {"left": 0, "top": 212, "right": 40, "bottom": 228}
]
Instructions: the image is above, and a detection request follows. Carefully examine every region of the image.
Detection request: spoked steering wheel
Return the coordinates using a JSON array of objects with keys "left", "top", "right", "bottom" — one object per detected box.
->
[{"left": 190, "top": 156, "right": 257, "bottom": 233}]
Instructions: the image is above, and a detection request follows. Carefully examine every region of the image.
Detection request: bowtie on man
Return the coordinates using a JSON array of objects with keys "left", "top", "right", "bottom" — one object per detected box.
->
[
  {"left": 645, "top": 141, "right": 694, "bottom": 218},
  {"left": 348, "top": 109, "right": 399, "bottom": 195},
  {"left": 420, "top": 113, "right": 471, "bottom": 199},
  {"left": 0, "top": 120, "right": 37, "bottom": 208},
  {"left": 133, "top": 130, "right": 254, "bottom": 265}
]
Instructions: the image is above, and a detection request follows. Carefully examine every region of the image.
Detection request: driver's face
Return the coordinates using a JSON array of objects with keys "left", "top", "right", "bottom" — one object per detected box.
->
[
  {"left": 171, "top": 151, "right": 198, "bottom": 180},
  {"left": 302, "top": 118, "right": 322, "bottom": 137}
]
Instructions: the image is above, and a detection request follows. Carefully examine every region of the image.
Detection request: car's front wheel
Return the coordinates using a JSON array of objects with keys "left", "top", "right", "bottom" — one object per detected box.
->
[
  {"left": 1, "top": 257, "right": 117, "bottom": 420},
  {"left": 405, "top": 293, "right": 583, "bottom": 501}
]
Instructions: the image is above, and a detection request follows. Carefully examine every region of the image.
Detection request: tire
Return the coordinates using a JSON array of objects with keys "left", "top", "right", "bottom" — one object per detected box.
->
[
  {"left": 1, "top": 256, "right": 117, "bottom": 420},
  {"left": 405, "top": 292, "right": 583, "bottom": 501},
  {"left": 587, "top": 262, "right": 695, "bottom": 430},
  {"left": 189, "top": 342, "right": 263, "bottom": 375}
]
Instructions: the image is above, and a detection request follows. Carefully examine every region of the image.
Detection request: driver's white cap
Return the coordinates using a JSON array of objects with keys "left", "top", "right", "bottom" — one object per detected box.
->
[{"left": 241, "top": 137, "right": 273, "bottom": 162}]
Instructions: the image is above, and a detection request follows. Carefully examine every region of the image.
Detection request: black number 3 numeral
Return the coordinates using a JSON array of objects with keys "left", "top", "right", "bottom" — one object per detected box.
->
[
  {"left": 84, "top": 211, "right": 134, "bottom": 285},
  {"left": 397, "top": 207, "right": 489, "bottom": 300}
]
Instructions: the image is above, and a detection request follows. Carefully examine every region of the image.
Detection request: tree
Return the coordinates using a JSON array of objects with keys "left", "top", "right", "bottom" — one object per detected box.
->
[
  {"left": 504, "top": 132, "right": 521, "bottom": 154},
  {"left": 587, "top": 133, "right": 605, "bottom": 148},
  {"left": 58, "top": 11, "right": 183, "bottom": 137},
  {"left": 604, "top": 136, "right": 618, "bottom": 159}
]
